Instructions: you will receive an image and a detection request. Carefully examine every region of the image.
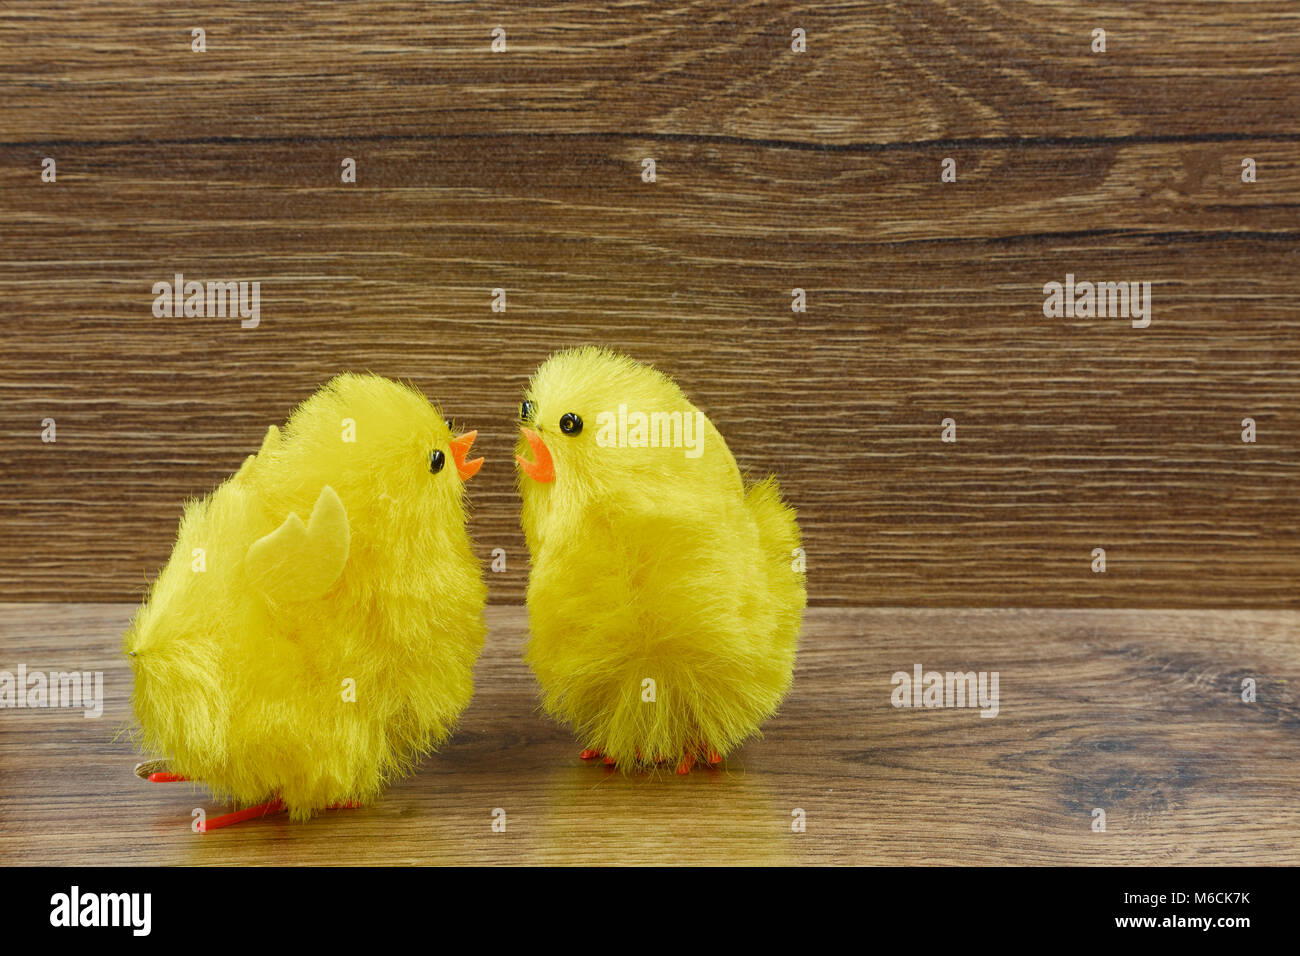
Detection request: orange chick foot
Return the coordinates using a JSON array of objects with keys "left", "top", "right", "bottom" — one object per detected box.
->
[
  {"left": 579, "top": 749, "right": 602, "bottom": 761},
  {"left": 672, "top": 749, "right": 722, "bottom": 774},
  {"left": 199, "top": 798, "right": 285, "bottom": 832}
]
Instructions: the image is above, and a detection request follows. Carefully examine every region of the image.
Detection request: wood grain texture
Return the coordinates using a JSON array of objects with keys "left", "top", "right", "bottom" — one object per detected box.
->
[
  {"left": 0, "top": 603, "right": 1296, "bottom": 866},
  {"left": 3, "top": 1, "right": 1299, "bottom": 144},
  {"left": 1, "top": 2, "right": 1298, "bottom": 606}
]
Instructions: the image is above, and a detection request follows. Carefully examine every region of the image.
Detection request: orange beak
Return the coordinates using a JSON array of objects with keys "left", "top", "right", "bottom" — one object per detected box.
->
[
  {"left": 447, "top": 430, "right": 484, "bottom": 481},
  {"left": 516, "top": 427, "right": 555, "bottom": 483}
]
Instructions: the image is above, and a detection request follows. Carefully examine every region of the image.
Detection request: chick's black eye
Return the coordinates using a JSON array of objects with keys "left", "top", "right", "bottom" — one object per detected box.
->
[
  {"left": 559, "top": 412, "right": 583, "bottom": 435},
  {"left": 520, "top": 400, "right": 534, "bottom": 422},
  {"left": 429, "top": 449, "right": 445, "bottom": 474}
]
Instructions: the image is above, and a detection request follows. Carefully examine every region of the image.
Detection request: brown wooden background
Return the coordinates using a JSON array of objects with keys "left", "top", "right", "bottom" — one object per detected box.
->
[{"left": 2, "top": 1, "right": 1298, "bottom": 607}]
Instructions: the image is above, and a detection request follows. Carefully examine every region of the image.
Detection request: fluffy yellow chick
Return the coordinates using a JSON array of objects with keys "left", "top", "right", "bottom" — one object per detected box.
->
[
  {"left": 125, "top": 373, "right": 486, "bottom": 825},
  {"left": 515, "top": 347, "right": 806, "bottom": 773}
]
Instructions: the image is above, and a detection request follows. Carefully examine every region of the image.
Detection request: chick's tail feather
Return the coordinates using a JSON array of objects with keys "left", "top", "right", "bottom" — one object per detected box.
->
[{"left": 744, "top": 476, "right": 807, "bottom": 651}]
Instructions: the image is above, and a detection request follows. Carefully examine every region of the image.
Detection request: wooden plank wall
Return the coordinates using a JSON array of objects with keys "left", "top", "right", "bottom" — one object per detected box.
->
[{"left": 1, "top": 2, "right": 1298, "bottom": 606}]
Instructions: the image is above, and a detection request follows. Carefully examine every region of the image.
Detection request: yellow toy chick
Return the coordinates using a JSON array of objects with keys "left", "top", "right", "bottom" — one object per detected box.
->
[
  {"left": 125, "top": 373, "right": 486, "bottom": 827},
  {"left": 515, "top": 347, "right": 806, "bottom": 773}
]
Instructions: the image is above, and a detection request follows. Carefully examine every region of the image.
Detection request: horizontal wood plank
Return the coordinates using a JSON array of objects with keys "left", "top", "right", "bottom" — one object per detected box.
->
[
  {"left": 2, "top": 3, "right": 1298, "bottom": 606},
  {"left": 2, "top": 135, "right": 1297, "bottom": 605},
  {"left": 0, "top": 604, "right": 1296, "bottom": 865},
  {"left": 3, "top": 2, "right": 1299, "bottom": 145}
]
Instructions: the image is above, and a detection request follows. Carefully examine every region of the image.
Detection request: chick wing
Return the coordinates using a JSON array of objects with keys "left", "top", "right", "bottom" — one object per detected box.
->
[{"left": 244, "top": 484, "right": 350, "bottom": 605}]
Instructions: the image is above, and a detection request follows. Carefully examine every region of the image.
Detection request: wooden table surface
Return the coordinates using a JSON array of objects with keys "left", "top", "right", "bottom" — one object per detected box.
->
[{"left": 1, "top": 603, "right": 1296, "bottom": 866}]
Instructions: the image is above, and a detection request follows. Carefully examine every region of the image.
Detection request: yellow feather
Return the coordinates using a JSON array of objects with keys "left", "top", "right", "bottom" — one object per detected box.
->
[
  {"left": 124, "top": 374, "right": 487, "bottom": 819},
  {"left": 245, "top": 484, "right": 350, "bottom": 605},
  {"left": 516, "top": 347, "right": 806, "bottom": 770}
]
